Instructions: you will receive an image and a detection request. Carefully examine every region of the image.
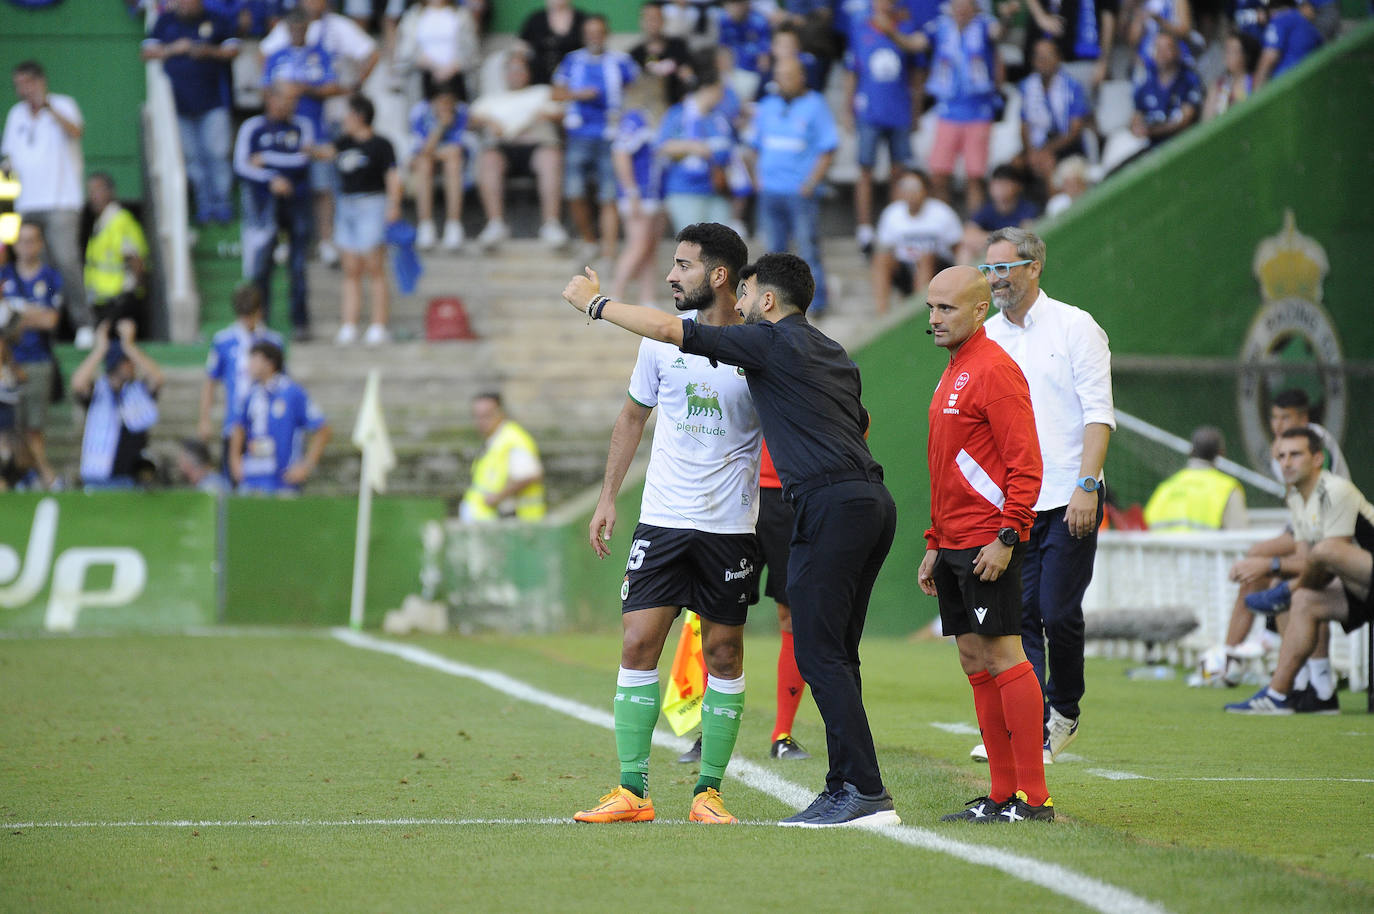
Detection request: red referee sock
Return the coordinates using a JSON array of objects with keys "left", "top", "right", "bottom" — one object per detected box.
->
[
  {"left": 969, "top": 670, "right": 1015, "bottom": 804},
  {"left": 995, "top": 661, "right": 1049, "bottom": 806},
  {"left": 772, "top": 631, "right": 806, "bottom": 741}
]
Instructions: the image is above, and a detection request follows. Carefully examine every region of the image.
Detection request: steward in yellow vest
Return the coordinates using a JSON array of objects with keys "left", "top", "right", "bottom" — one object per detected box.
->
[
  {"left": 1144, "top": 427, "right": 1247, "bottom": 531},
  {"left": 84, "top": 173, "right": 148, "bottom": 309},
  {"left": 460, "top": 393, "right": 546, "bottom": 521}
]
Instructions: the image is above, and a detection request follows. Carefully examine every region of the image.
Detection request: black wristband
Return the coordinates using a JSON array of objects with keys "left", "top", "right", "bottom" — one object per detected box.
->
[{"left": 593, "top": 296, "right": 609, "bottom": 320}]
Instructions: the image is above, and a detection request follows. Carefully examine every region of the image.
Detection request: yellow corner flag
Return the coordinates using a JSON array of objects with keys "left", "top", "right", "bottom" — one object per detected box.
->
[
  {"left": 662, "top": 611, "right": 706, "bottom": 735},
  {"left": 351, "top": 369, "right": 396, "bottom": 494}
]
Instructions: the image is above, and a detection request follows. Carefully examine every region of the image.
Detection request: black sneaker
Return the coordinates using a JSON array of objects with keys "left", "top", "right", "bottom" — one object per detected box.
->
[
  {"left": 787, "top": 783, "right": 900, "bottom": 828},
  {"left": 778, "top": 789, "right": 845, "bottom": 826},
  {"left": 676, "top": 735, "right": 702, "bottom": 764},
  {"left": 990, "top": 791, "right": 1054, "bottom": 823},
  {"left": 1294, "top": 686, "right": 1340, "bottom": 714},
  {"left": 770, "top": 735, "right": 811, "bottom": 760},
  {"left": 939, "top": 796, "right": 1005, "bottom": 823}
]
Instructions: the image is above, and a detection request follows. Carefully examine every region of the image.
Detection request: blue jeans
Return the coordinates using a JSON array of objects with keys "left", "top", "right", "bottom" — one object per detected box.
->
[
  {"left": 757, "top": 192, "right": 828, "bottom": 313},
  {"left": 178, "top": 107, "right": 234, "bottom": 222},
  {"left": 241, "top": 185, "right": 311, "bottom": 329},
  {"left": 1019, "top": 490, "right": 1104, "bottom": 724}
]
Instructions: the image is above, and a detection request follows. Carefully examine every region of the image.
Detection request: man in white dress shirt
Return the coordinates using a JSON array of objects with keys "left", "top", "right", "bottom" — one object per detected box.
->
[{"left": 976, "top": 226, "right": 1115, "bottom": 764}]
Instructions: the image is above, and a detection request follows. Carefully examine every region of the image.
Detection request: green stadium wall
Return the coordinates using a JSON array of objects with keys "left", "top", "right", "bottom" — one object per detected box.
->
[{"left": 0, "top": 1, "right": 147, "bottom": 198}]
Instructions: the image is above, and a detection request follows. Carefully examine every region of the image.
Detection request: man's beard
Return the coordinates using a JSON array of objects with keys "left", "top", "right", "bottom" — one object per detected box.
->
[{"left": 676, "top": 282, "right": 712, "bottom": 313}]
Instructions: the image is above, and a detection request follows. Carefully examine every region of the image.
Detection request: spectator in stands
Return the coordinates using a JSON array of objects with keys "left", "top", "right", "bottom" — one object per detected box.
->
[
  {"left": 661, "top": 0, "right": 715, "bottom": 50},
  {"left": 323, "top": 93, "right": 401, "bottom": 346},
  {"left": 552, "top": 14, "right": 639, "bottom": 265},
  {"left": 845, "top": 0, "right": 921, "bottom": 257},
  {"left": 608, "top": 77, "right": 666, "bottom": 308},
  {"left": 394, "top": 0, "right": 481, "bottom": 101},
  {"left": 467, "top": 50, "right": 568, "bottom": 252},
  {"left": 1044, "top": 154, "right": 1091, "bottom": 217},
  {"left": 199, "top": 284, "right": 284, "bottom": 467},
  {"left": 71, "top": 318, "right": 164, "bottom": 490},
  {"left": 1143, "top": 426, "right": 1248, "bottom": 531},
  {"left": 759, "top": 23, "right": 826, "bottom": 95},
  {"left": 229, "top": 340, "right": 331, "bottom": 495},
  {"left": 1203, "top": 31, "right": 1260, "bottom": 120},
  {"left": 1129, "top": 33, "right": 1203, "bottom": 150},
  {"left": 141, "top": 0, "right": 241, "bottom": 226},
  {"left": 631, "top": 0, "right": 695, "bottom": 105},
  {"left": 84, "top": 173, "right": 149, "bottom": 333},
  {"left": 518, "top": 0, "right": 589, "bottom": 86},
  {"left": 1266, "top": 387, "right": 1348, "bottom": 479},
  {"left": 2, "top": 60, "right": 94, "bottom": 349},
  {"left": 235, "top": 83, "right": 314, "bottom": 341},
  {"left": 871, "top": 170, "right": 962, "bottom": 314},
  {"left": 718, "top": 0, "right": 773, "bottom": 74},
  {"left": 958, "top": 165, "right": 1040, "bottom": 263},
  {"left": 1255, "top": 0, "right": 1323, "bottom": 89},
  {"left": 1300, "top": 0, "right": 1341, "bottom": 42},
  {"left": 750, "top": 56, "right": 837, "bottom": 316},
  {"left": 1225, "top": 428, "right": 1372, "bottom": 715},
  {"left": 408, "top": 81, "right": 469, "bottom": 252},
  {"left": 656, "top": 50, "right": 733, "bottom": 233},
  {"left": 260, "top": 0, "right": 380, "bottom": 268},
  {"left": 459, "top": 391, "right": 547, "bottom": 522},
  {"left": 1019, "top": 38, "right": 1090, "bottom": 190},
  {"left": 262, "top": 8, "right": 345, "bottom": 271},
  {"left": 1128, "top": 0, "right": 1196, "bottom": 71},
  {"left": 914, "top": 0, "right": 1004, "bottom": 213},
  {"left": 0, "top": 332, "right": 31, "bottom": 490},
  {"left": 0, "top": 222, "right": 62, "bottom": 488},
  {"left": 1013, "top": 0, "right": 1119, "bottom": 88},
  {"left": 176, "top": 437, "right": 228, "bottom": 494}
]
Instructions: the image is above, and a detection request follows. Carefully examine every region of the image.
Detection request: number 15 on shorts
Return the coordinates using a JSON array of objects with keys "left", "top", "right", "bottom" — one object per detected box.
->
[{"left": 627, "top": 539, "right": 652, "bottom": 571}]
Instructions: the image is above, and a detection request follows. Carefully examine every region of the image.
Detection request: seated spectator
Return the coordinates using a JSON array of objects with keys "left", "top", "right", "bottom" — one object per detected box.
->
[
  {"left": 631, "top": 0, "right": 695, "bottom": 105},
  {"left": 70, "top": 319, "right": 164, "bottom": 490},
  {"left": 517, "top": 0, "right": 588, "bottom": 86},
  {"left": 176, "top": 437, "right": 228, "bottom": 494},
  {"left": 661, "top": 0, "right": 716, "bottom": 50},
  {"left": 552, "top": 14, "right": 639, "bottom": 264},
  {"left": 959, "top": 165, "right": 1040, "bottom": 262},
  {"left": 200, "top": 284, "right": 285, "bottom": 467},
  {"left": 395, "top": 0, "right": 480, "bottom": 102},
  {"left": 467, "top": 51, "right": 568, "bottom": 252},
  {"left": 235, "top": 84, "right": 314, "bottom": 340},
  {"left": 84, "top": 172, "right": 149, "bottom": 332},
  {"left": 608, "top": 77, "right": 667, "bottom": 308},
  {"left": 1044, "top": 155, "right": 1092, "bottom": 217},
  {"left": 871, "top": 171, "right": 962, "bottom": 314},
  {"left": 408, "top": 81, "right": 469, "bottom": 252},
  {"left": 1204, "top": 31, "right": 1260, "bottom": 120},
  {"left": 761, "top": 22, "right": 826, "bottom": 95},
  {"left": 141, "top": 0, "right": 241, "bottom": 226},
  {"left": 1255, "top": 0, "right": 1323, "bottom": 89},
  {"left": 321, "top": 93, "right": 402, "bottom": 346},
  {"left": 459, "top": 391, "right": 546, "bottom": 522},
  {"left": 1231, "top": 0, "right": 1269, "bottom": 43},
  {"left": 1129, "top": 33, "right": 1203, "bottom": 150},
  {"left": 1012, "top": 0, "right": 1118, "bottom": 89},
  {"left": 1018, "top": 38, "right": 1090, "bottom": 190},
  {"left": 0, "top": 326, "right": 32, "bottom": 489},
  {"left": 717, "top": 0, "right": 772, "bottom": 74},
  {"left": 1128, "top": 0, "right": 1196, "bottom": 72},
  {"left": 2, "top": 60, "right": 94, "bottom": 348},
  {"left": 229, "top": 340, "right": 330, "bottom": 495},
  {"left": 1144, "top": 426, "right": 1248, "bottom": 531},
  {"left": 1, "top": 221, "right": 62, "bottom": 488},
  {"left": 656, "top": 50, "right": 733, "bottom": 233},
  {"left": 262, "top": 8, "right": 344, "bottom": 268},
  {"left": 1300, "top": 0, "right": 1340, "bottom": 42}
]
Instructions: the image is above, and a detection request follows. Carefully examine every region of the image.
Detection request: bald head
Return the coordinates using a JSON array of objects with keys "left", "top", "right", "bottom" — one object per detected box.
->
[
  {"left": 926, "top": 266, "right": 991, "bottom": 353},
  {"left": 930, "top": 265, "right": 991, "bottom": 307}
]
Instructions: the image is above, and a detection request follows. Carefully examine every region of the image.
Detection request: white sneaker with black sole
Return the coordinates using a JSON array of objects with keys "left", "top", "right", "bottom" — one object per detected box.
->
[{"left": 1043, "top": 707, "right": 1079, "bottom": 764}]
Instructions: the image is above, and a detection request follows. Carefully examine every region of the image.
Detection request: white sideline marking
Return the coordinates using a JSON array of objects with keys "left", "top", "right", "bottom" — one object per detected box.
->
[
  {"left": 1086, "top": 769, "right": 1374, "bottom": 784},
  {"left": 4, "top": 818, "right": 571, "bottom": 829},
  {"left": 331, "top": 628, "right": 1167, "bottom": 914},
  {"left": 929, "top": 721, "right": 981, "bottom": 735}
]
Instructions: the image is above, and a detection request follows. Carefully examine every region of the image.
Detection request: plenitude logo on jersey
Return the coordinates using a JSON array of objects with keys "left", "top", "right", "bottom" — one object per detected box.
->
[{"left": 676, "top": 381, "right": 729, "bottom": 438}]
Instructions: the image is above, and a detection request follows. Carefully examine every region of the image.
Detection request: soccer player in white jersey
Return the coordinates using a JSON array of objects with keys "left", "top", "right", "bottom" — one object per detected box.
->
[{"left": 573, "top": 223, "right": 761, "bottom": 825}]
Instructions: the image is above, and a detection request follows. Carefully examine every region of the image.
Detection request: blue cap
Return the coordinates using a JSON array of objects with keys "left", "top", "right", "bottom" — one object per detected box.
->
[{"left": 104, "top": 341, "right": 130, "bottom": 374}]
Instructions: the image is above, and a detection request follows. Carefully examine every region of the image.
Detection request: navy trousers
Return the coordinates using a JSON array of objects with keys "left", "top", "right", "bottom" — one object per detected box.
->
[
  {"left": 787, "top": 479, "right": 897, "bottom": 796},
  {"left": 1019, "top": 491, "right": 1104, "bottom": 724}
]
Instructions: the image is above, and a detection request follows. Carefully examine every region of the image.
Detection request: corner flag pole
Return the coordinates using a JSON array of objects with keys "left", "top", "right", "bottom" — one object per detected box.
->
[
  {"left": 349, "top": 445, "right": 374, "bottom": 630},
  {"left": 349, "top": 369, "right": 396, "bottom": 630}
]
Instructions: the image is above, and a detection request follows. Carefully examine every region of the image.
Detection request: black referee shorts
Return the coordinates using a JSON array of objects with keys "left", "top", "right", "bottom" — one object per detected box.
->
[
  {"left": 620, "top": 523, "right": 760, "bottom": 626},
  {"left": 934, "top": 543, "right": 1025, "bottom": 638},
  {"left": 756, "top": 486, "right": 794, "bottom": 605}
]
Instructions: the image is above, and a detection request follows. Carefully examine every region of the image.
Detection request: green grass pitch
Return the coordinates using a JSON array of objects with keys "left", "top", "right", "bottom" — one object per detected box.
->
[{"left": 2, "top": 629, "right": 1372, "bottom": 912}]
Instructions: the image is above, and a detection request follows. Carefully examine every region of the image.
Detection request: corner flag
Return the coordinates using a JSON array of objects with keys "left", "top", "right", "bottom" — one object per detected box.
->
[
  {"left": 350, "top": 370, "right": 395, "bottom": 629},
  {"left": 662, "top": 611, "right": 706, "bottom": 735}
]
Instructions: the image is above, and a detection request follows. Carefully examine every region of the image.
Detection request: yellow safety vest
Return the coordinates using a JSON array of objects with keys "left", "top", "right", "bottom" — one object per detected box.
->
[
  {"left": 84, "top": 205, "right": 148, "bottom": 302},
  {"left": 1143, "top": 466, "right": 1242, "bottom": 531},
  {"left": 461, "top": 420, "right": 547, "bottom": 521}
]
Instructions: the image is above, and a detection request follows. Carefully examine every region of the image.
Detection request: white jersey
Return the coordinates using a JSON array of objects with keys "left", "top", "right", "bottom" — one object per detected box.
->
[{"left": 627, "top": 315, "right": 762, "bottom": 533}]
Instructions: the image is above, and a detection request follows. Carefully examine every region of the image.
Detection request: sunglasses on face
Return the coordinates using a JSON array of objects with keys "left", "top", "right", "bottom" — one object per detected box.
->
[{"left": 977, "top": 260, "right": 1033, "bottom": 278}]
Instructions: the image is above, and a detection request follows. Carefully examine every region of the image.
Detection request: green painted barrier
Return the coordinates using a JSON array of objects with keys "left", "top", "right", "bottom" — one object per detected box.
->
[{"left": 0, "top": 492, "right": 215, "bottom": 631}]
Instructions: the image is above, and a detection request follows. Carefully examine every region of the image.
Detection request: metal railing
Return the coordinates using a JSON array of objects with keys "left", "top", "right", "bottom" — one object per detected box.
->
[{"left": 141, "top": 56, "right": 200, "bottom": 342}]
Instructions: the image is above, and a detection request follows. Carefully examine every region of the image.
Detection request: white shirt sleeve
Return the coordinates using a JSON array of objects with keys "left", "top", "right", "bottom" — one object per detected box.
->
[
  {"left": 626, "top": 339, "right": 661, "bottom": 408},
  {"left": 332, "top": 15, "right": 379, "bottom": 62},
  {"left": 259, "top": 22, "right": 289, "bottom": 56},
  {"left": 1221, "top": 486, "right": 1248, "bottom": 531},
  {"left": 938, "top": 203, "right": 964, "bottom": 251},
  {"left": 507, "top": 446, "right": 542, "bottom": 481},
  {"left": 1067, "top": 310, "right": 1116, "bottom": 430},
  {"left": 50, "top": 95, "right": 83, "bottom": 128},
  {"left": 0, "top": 107, "right": 15, "bottom": 159}
]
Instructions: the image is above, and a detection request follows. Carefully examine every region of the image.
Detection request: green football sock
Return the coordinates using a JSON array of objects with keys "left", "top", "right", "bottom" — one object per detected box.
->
[
  {"left": 696, "top": 684, "right": 745, "bottom": 794},
  {"left": 614, "top": 681, "right": 659, "bottom": 798}
]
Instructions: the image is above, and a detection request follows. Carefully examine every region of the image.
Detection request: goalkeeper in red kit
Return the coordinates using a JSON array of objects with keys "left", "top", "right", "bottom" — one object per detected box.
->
[{"left": 917, "top": 265, "right": 1054, "bottom": 823}]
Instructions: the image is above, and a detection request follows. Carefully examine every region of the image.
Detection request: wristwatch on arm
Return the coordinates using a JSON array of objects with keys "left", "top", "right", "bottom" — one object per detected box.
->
[
  {"left": 997, "top": 527, "right": 1019, "bottom": 547},
  {"left": 1077, "top": 476, "right": 1100, "bottom": 493}
]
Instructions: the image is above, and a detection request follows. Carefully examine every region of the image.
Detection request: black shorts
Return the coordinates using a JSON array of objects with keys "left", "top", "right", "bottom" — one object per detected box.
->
[
  {"left": 756, "top": 486, "right": 794, "bottom": 605},
  {"left": 620, "top": 523, "right": 759, "bottom": 626},
  {"left": 934, "top": 543, "right": 1025, "bottom": 637},
  {"left": 1340, "top": 520, "right": 1374, "bottom": 633}
]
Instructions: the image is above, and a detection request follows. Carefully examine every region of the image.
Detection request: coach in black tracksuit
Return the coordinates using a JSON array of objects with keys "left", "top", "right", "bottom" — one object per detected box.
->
[{"left": 563, "top": 249, "right": 899, "bottom": 828}]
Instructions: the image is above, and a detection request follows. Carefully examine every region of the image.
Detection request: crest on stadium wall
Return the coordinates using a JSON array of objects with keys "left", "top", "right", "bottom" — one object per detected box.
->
[{"left": 1236, "top": 210, "right": 1345, "bottom": 473}]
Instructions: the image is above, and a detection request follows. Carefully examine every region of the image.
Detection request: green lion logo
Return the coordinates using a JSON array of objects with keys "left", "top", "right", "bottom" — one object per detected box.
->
[{"left": 684, "top": 382, "right": 723, "bottom": 419}]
